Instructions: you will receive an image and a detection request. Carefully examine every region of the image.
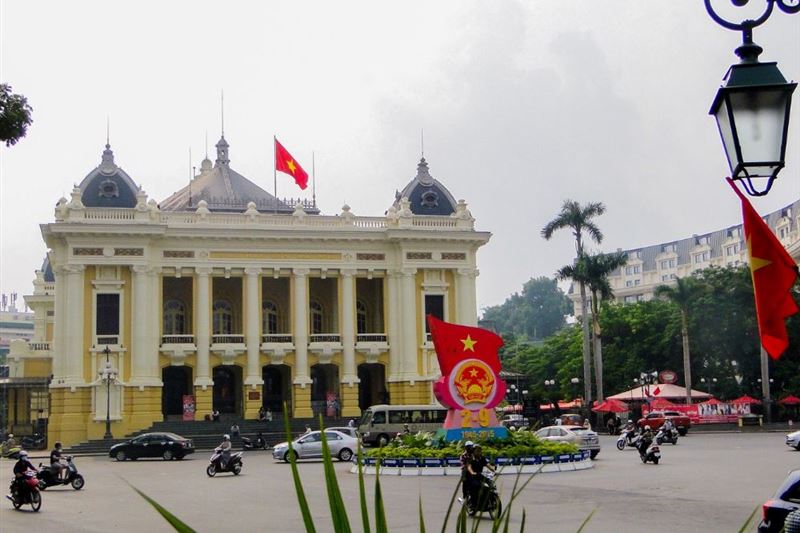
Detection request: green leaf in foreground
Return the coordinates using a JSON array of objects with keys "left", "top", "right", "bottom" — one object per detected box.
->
[
  {"left": 419, "top": 495, "right": 427, "bottom": 533},
  {"left": 284, "top": 403, "right": 317, "bottom": 533},
  {"left": 127, "top": 482, "right": 196, "bottom": 532},
  {"left": 575, "top": 507, "right": 597, "bottom": 533},
  {"left": 736, "top": 505, "right": 759, "bottom": 533},
  {"left": 374, "top": 462, "right": 388, "bottom": 533},
  {"left": 357, "top": 442, "right": 371, "bottom": 533},
  {"left": 319, "top": 416, "right": 352, "bottom": 533}
]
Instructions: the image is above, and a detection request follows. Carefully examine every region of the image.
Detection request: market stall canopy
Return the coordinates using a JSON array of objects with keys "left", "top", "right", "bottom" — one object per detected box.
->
[
  {"left": 649, "top": 398, "right": 679, "bottom": 409},
  {"left": 700, "top": 398, "right": 723, "bottom": 405},
  {"left": 591, "top": 399, "right": 629, "bottom": 413},
  {"left": 607, "top": 383, "right": 712, "bottom": 402},
  {"left": 778, "top": 395, "right": 800, "bottom": 406},
  {"left": 539, "top": 399, "right": 583, "bottom": 411},
  {"left": 730, "top": 395, "right": 762, "bottom": 405}
]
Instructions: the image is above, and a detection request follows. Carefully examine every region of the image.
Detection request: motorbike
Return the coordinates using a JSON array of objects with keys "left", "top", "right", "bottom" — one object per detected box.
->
[
  {"left": 241, "top": 435, "right": 267, "bottom": 450},
  {"left": 616, "top": 430, "right": 640, "bottom": 451},
  {"left": 206, "top": 447, "right": 244, "bottom": 477},
  {"left": 639, "top": 441, "right": 661, "bottom": 465},
  {"left": 7, "top": 470, "right": 42, "bottom": 512},
  {"left": 655, "top": 426, "right": 678, "bottom": 446},
  {"left": 37, "top": 456, "right": 85, "bottom": 490},
  {"left": 465, "top": 472, "right": 502, "bottom": 519},
  {"left": 1, "top": 445, "right": 22, "bottom": 460},
  {"left": 21, "top": 434, "right": 46, "bottom": 450}
]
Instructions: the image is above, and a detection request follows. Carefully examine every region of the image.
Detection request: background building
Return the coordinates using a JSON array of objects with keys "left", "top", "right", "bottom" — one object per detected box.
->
[{"left": 6, "top": 136, "right": 490, "bottom": 446}]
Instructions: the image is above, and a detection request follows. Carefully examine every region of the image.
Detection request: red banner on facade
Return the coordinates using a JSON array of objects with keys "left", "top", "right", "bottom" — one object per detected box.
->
[{"left": 182, "top": 395, "right": 195, "bottom": 421}]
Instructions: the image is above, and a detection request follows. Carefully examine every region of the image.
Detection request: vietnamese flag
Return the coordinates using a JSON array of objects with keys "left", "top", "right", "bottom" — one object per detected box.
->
[
  {"left": 427, "top": 315, "right": 504, "bottom": 375},
  {"left": 728, "top": 178, "right": 799, "bottom": 359},
  {"left": 275, "top": 137, "right": 308, "bottom": 190}
]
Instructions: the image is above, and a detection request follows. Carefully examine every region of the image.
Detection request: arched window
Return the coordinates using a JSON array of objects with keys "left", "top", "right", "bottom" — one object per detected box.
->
[
  {"left": 262, "top": 300, "right": 279, "bottom": 334},
  {"left": 213, "top": 300, "right": 233, "bottom": 334},
  {"left": 356, "top": 300, "right": 368, "bottom": 334},
  {"left": 310, "top": 300, "right": 324, "bottom": 334},
  {"left": 163, "top": 300, "right": 186, "bottom": 335}
]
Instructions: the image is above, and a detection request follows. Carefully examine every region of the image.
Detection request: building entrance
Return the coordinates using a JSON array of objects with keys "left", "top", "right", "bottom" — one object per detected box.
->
[
  {"left": 262, "top": 365, "right": 291, "bottom": 415},
  {"left": 357, "top": 363, "right": 387, "bottom": 411},
  {"left": 311, "top": 364, "right": 340, "bottom": 417},
  {"left": 162, "top": 366, "right": 192, "bottom": 418},
  {"left": 212, "top": 365, "right": 242, "bottom": 415}
]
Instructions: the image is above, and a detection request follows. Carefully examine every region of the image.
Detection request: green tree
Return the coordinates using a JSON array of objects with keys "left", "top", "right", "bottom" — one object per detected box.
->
[
  {"left": 542, "top": 200, "right": 606, "bottom": 404},
  {"left": 481, "top": 276, "right": 570, "bottom": 339},
  {"left": 0, "top": 84, "right": 33, "bottom": 146},
  {"left": 654, "top": 277, "right": 705, "bottom": 405}
]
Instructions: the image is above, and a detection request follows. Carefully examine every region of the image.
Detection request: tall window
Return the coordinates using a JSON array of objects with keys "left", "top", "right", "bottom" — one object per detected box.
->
[
  {"left": 310, "top": 300, "right": 324, "bottom": 334},
  {"left": 262, "top": 300, "right": 279, "bottom": 334},
  {"left": 356, "top": 300, "right": 368, "bottom": 334},
  {"left": 424, "top": 294, "right": 444, "bottom": 333},
  {"left": 163, "top": 300, "right": 186, "bottom": 335},
  {"left": 213, "top": 300, "right": 233, "bottom": 334},
  {"left": 96, "top": 293, "right": 120, "bottom": 335}
]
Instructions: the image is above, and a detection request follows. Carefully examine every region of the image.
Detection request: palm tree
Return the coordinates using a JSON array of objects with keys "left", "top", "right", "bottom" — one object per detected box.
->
[
  {"left": 542, "top": 200, "right": 606, "bottom": 404},
  {"left": 582, "top": 251, "right": 628, "bottom": 402},
  {"left": 654, "top": 277, "right": 703, "bottom": 405}
]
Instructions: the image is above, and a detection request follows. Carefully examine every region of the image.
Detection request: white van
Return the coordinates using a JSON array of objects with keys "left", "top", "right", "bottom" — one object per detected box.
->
[{"left": 358, "top": 404, "right": 447, "bottom": 447}]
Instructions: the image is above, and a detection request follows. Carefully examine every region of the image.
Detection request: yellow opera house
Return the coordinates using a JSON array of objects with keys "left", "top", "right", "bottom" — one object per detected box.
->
[{"left": 5, "top": 136, "right": 490, "bottom": 447}]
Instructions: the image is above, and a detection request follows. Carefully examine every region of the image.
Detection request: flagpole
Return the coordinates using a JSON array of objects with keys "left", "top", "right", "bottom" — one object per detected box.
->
[
  {"left": 312, "top": 151, "right": 316, "bottom": 209},
  {"left": 273, "top": 135, "right": 278, "bottom": 214}
]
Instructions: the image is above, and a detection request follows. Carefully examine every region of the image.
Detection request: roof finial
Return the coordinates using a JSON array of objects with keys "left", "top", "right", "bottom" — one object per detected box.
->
[{"left": 221, "top": 90, "right": 225, "bottom": 138}]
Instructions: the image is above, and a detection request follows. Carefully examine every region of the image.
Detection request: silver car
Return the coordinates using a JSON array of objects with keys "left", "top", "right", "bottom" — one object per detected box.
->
[
  {"left": 272, "top": 430, "right": 357, "bottom": 462},
  {"left": 787, "top": 430, "right": 800, "bottom": 450},
  {"left": 535, "top": 425, "right": 601, "bottom": 459}
]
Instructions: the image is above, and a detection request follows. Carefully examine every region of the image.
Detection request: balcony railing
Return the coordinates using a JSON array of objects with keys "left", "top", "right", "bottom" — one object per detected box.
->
[
  {"left": 29, "top": 342, "right": 51, "bottom": 351},
  {"left": 161, "top": 335, "right": 195, "bottom": 345},
  {"left": 212, "top": 334, "right": 245, "bottom": 344},
  {"left": 96, "top": 336, "right": 119, "bottom": 346},
  {"left": 356, "top": 334, "right": 387, "bottom": 343},
  {"left": 262, "top": 334, "right": 293, "bottom": 343},
  {"left": 309, "top": 334, "right": 341, "bottom": 343}
]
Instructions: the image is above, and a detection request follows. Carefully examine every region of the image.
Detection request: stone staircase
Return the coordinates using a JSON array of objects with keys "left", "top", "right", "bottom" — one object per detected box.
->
[{"left": 63, "top": 416, "right": 351, "bottom": 456}]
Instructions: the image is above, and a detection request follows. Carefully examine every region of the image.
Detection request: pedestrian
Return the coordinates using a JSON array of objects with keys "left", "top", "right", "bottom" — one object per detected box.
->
[
  {"left": 230, "top": 423, "right": 240, "bottom": 437},
  {"left": 348, "top": 419, "right": 355, "bottom": 428},
  {"left": 258, "top": 405, "right": 266, "bottom": 421},
  {"left": 211, "top": 409, "right": 220, "bottom": 422},
  {"left": 303, "top": 425, "right": 312, "bottom": 435}
]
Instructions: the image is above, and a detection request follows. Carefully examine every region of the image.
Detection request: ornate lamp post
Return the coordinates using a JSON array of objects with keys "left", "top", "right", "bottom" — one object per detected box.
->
[
  {"left": 705, "top": 0, "right": 798, "bottom": 196},
  {"left": 100, "top": 346, "right": 118, "bottom": 439},
  {"left": 701, "top": 376, "right": 719, "bottom": 396}
]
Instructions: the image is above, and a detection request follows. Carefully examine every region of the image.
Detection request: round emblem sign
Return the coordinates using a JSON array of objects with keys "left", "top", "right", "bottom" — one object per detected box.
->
[
  {"left": 447, "top": 359, "right": 498, "bottom": 410},
  {"left": 659, "top": 370, "right": 678, "bottom": 384}
]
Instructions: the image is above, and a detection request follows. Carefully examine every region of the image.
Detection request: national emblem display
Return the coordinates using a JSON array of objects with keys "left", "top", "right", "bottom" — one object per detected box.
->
[{"left": 427, "top": 315, "right": 509, "bottom": 441}]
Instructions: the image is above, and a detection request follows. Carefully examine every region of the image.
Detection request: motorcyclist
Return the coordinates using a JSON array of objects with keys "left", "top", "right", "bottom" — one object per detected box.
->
[
  {"left": 638, "top": 425, "right": 654, "bottom": 457},
  {"left": 9, "top": 450, "right": 37, "bottom": 500},
  {"left": 2, "top": 433, "right": 17, "bottom": 456},
  {"left": 219, "top": 434, "right": 232, "bottom": 469},
  {"left": 458, "top": 441, "right": 474, "bottom": 502},
  {"left": 623, "top": 422, "right": 637, "bottom": 444},
  {"left": 465, "top": 444, "right": 496, "bottom": 508},
  {"left": 50, "top": 441, "right": 66, "bottom": 481},
  {"left": 662, "top": 418, "right": 675, "bottom": 438}
]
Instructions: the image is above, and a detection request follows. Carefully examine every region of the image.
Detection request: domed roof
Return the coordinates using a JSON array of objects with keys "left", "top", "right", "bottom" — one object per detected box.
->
[
  {"left": 77, "top": 144, "right": 140, "bottom": 208},
  {"left": 394, "top": 158, "right": 457, "bottom": 216},
  {"left": 160, "top": 136, "right": 315, "bottom": 213},
  {"left": 41, "top": 256, "right": 54, "bottom": 282}
]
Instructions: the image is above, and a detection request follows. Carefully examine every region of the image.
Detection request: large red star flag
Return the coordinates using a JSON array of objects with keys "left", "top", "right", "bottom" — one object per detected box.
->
[
  {"left": 275, "top": 137, "right": 308, "bottom": 190},
  {"left": 728, "top": 178, "right": 799, "bottom": 359},
  {"left": 427, "top": 315, "right": 508, "bottom": 440}
]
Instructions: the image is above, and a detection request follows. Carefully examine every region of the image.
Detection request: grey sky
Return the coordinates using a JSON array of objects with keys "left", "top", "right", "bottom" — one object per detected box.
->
[{"left": 1, "top": 1, "right": 798, "bottom": 313}]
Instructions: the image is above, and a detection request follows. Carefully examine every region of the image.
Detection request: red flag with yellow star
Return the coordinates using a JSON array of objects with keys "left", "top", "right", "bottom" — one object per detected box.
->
[
  {"left": 728, "top": 178, "right": 799, "bottom": 359},
  {"left": 427, "top": 315, "right": 504, "bottom": 375},
  {"left": 275, "top": 138, "right": 308, "bottom": 190}
]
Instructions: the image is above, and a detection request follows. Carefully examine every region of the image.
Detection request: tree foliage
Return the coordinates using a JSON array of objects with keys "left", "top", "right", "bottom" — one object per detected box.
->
[
  {"left": 481, "top": 276, "right": 570, "bottom": 340},
  {"left": 0, "top": 84, "right": 33, "bottom": 147}
]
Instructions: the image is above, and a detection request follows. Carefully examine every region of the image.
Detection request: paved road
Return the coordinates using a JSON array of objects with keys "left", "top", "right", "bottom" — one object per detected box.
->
[{"left": 1, "top": 432, "right": 798, "bottom": 532}]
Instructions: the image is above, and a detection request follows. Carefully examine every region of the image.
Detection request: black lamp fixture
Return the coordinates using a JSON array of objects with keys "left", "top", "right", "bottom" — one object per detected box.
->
[
  {"left": 705, "top": 0, "right": 798, "bottom": 196},
  {"left": 100, "top": 345, "right": 117, "bottom": 440}
]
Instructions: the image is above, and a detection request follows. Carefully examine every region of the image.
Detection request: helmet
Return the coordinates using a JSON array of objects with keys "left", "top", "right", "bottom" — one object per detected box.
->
[
  {"left": 223, "top": 434, "right": 230, "bottom": 440},
  {"left": 19, "top": 450, "right": 28, "bottom": 457},
  {"left": 55, "top": 441, "right": 62, "bottom": 448},
  {"left": 644, "top": 425, "right": 651, "bottom": 430},
  {"left": 7, "top": 434, "right": 13, "bottom": 438},
  {"left": 464, "top": 440, "right": 474, "bottom": 448}
]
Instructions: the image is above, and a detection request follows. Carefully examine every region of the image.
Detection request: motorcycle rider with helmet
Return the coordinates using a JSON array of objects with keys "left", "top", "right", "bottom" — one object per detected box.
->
[
  {"left": 458, "top": 441, "right": 474, "bottom": 502},
  {"left": 465, "top": 444, "right": 496, "bottom": 509},
  {"left": 661, "top": 418, "right": 675, "bottom": 440},
  {"left": 8, "top": 450, "right": 37, "bottom": 501},
  {"left": 638, "top": 425, "right": 654, "bottom": 458},
  {"left": 50, "top": 442, "right": 66, "bottom": 481},
  {"left": 219, "top": 434, "right": 232, "bottom": 469}
]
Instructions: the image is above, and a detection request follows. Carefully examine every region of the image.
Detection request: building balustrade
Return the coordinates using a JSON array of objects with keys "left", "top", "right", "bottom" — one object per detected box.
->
[
  {"left": 356, "top": 333, "right": 387, "bottom": 343},
  {"left": 262, "top": 334, "right": 293, "bottom": 343},
  {"left": 309, "top": 333, "right": 341, "bottom": 343},
  {"left": 161, "top": 334, "right": 195, "bottom": 345},
  {"left": 212, "top": 334, "right": 245, "bottom": 344},
  {"left": 29, "top": 342, "right": 51, "bottom": 351},
  {"left": 95, "top": 336, "right": 119, "bottom": 346}
]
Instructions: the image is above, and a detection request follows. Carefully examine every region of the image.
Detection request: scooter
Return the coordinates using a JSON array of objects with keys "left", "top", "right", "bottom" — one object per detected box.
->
[
  {"left": 7, "top": 470, "right": 42, "bottom": 512},
  {"left": 206, "top": 447, "right": 244, "bottom": 477},
  {"left": 655, "top": 426, "right": 678, "bottom": 446},
  {"left": 616, "top": 430, "right": 640, "bottom": 451},
  {"left": 1, "top": 445, "right": 22, "bottom": 460},
  {"left": 21, "top": 434, "right": 46, "bottom": 450},
  {"left": 639, "top": 441, "right": 661, "bottom": 465},
  {"left": 37, "top": 456, "right": 85, "bottom": 490},
  {"left": 465, "top": 472, "right": 502, "bottom": 519},
  {"left": 241, "top": 434, "right": 267, "bottom": 450}
]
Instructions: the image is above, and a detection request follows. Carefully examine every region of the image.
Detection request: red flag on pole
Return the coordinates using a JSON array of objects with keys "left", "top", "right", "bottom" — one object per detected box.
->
[
  {"left": 427, "top": 315, "right": 504, "bottom": 376},
  {"left": 728, "top": 178, "right": 799, "bottom": 359},
  {"left": 275, "top": 138, "right": 308, "bottom": 190}
]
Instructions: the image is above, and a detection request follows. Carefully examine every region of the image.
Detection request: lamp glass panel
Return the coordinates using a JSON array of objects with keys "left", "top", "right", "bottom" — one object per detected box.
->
[
  {"left": 727, "top": 89, "right": 789, "bottom": 168},
  {"left": 715, "top": 98, "right": 739, "bottom": 174}
]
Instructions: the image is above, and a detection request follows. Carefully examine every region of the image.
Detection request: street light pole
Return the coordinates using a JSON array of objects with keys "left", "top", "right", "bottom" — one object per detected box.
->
[{"left": 101, "top": 345, "right": 116, "bottom": 440}]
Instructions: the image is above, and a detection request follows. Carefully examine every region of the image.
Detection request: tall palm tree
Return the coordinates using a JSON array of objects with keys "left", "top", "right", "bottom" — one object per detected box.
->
[
  {"left": 542, "top": 200, "right": 606, "bottom": 404},
  {"left": 582, "top": 251, "right": 628, "bottom": 402},
  {"left": 654, "top": 277, "right": 703, "bottom": 405}
]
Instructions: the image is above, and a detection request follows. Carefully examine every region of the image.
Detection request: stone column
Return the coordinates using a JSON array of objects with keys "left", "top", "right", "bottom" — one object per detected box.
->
[
  {"left": 292, "top": 268, "right": 312, "bottom": 417},
  {"left": 64, "top": 265, "right": 85, "bottom": 384},
  {"left": 400, "top": 268, "right": 417, "bottom": 379},
  {"left": 244, "top": 268, "right": 263, "bottom": 388},
  {"left": 195, "top": 267, "right": 213, "bottom": 387},
  {"left": 52, "top": 265, "right": 67, "bottom": 381},
  {"left": 386, "top": 270, "right": 403, "bottom": 381},
  {"left": 340, "top": 269, "right": 357, "bottom": 383},
  {"left": 455, "top": 268, "right": 478, "bottom": 326},
  {"left": 130, "top": 265, "right": 149, "bottom": 384}
]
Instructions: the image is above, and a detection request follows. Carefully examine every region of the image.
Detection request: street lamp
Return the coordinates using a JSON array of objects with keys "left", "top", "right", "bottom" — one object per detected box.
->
[
  {"left": 99, "top": 346, "right": 118, "bottom": 439},
  {"left": 705, "top": 0, "right": 799, "bottom": 196},
  {"left": 701, "top": 377, "right": 719, "bottom": 396}
]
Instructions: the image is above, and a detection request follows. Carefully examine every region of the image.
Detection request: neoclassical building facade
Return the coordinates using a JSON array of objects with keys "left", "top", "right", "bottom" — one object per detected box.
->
[{"left": 7, "top": 136, "right": 490, "bottom": 446}]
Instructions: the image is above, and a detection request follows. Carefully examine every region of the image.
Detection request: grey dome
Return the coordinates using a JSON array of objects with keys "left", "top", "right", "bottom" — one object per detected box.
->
[
  {"left": 77, "top": 144, "right": 140, "bottom": 208},
  {"left": 41, "top": 256, "right": 54, "bottom": 282},
  {"left": 394, "top": 158, "right": 457, "bottom": 216}
]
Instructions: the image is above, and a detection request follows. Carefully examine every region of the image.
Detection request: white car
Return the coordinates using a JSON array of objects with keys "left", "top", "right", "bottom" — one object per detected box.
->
[
  {"left": 272, "top": 430, "right": 357, "bottom": 462},
  {"left": 535, "top": 425, "right": 601, "bottom": 459},
  {"left": 787, "top": 430, "right": 800, "bottom": 450}
]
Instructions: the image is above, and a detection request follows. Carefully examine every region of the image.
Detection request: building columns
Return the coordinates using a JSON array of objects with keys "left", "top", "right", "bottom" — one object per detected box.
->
[
  {"left": 292, "top": 268, "right": 311, "bottom": 385},
  {"left": 63, "top": 265, "right": 85, "bottom": 385},
  {"left": 195, "top": 267, "right": 213, "bottom": 387},
  {"left": 455, "top": 268, "right": 478, "bottom": 326},
  {"left": 244, "top": 268, "right": 263, "bottom": 387},
  {"left": 340, "top": 269, "right": 357, "bottom": 384},
  {"left": 400, "top": 268, "right": 417, "bottom": 379},
  {"left": 130, "top": 265, "right": 160, "bottom": 385}
]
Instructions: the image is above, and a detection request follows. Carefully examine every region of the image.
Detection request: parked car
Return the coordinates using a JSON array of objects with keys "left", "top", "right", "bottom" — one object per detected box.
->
[
  {"left": 109, "top": 432, "right": 194, "bottom": 461},
  {"left": 787, "top": 430, "right": 800, "bottom": 451},
  {"left": 758, "top": 469, "right": 800, "bottom": 533},
  {"left": 637, "top": 411, "right": 691, "bottom": 436},
  {"left": 534, "top": 425, "right": 600, "bottom": 459},
  {"left": 327, "top": 426, "right": 358, "bottom": 439},
  {"left": 272, "top": 430, "right": 357, "bottom": 462},
  {"left": 501, "top": 414, "right": 529, "bottom": 430}
]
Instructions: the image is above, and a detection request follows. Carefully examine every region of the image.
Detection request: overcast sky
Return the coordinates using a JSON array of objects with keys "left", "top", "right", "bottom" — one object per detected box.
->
[{"left": 1, "top": 1, "right": 799, "bottom": 314}]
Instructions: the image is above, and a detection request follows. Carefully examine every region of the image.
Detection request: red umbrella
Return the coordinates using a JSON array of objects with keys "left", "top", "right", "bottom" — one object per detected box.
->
[
  {"left": 591, "top": 399, "right": 629, "bottom": 413},
  {"left": 731, "top": 395, "right": 762, "bottom": 405},
  {"left": 778, "top": 395, "right": 800, "bottom": 406},
  {"left": 700, "top": 398, "right": 723, "bottom": 405},
  {"left": 649, "top": 397, "right": 678, "bottom": 409}
]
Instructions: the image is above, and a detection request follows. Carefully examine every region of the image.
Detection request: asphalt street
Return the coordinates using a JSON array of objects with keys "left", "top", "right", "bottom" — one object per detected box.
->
[{"left": 1, "top": 431, "right": 798, "bottom": 532}]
